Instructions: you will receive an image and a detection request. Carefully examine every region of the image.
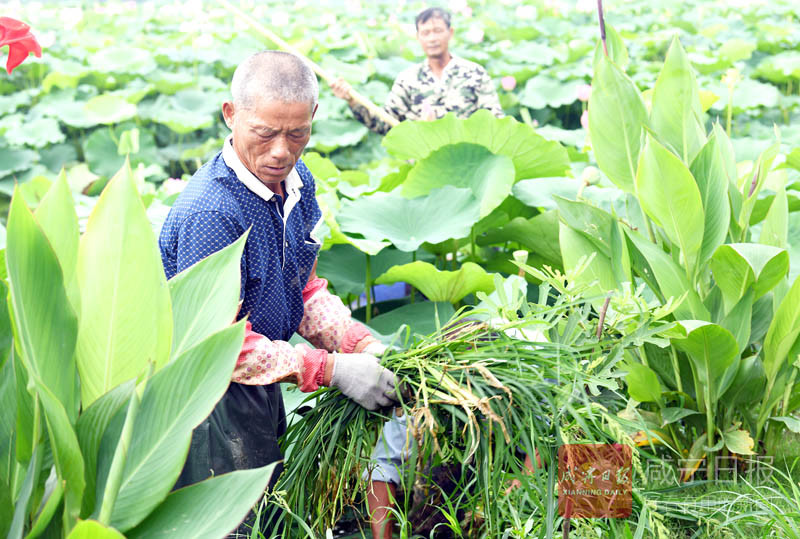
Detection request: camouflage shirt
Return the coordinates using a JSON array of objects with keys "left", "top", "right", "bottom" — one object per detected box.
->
[{"left": 350, "top": 55, "right": 504, "bottom": 135}]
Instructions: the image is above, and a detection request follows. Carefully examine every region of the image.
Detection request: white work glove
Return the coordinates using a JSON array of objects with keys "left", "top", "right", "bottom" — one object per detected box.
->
[
  {"left": 362, "top": 341, "right": 388, "bottom": 357},
  {"left": 330, "top": 352, "right": 397, "bottom": 410}
]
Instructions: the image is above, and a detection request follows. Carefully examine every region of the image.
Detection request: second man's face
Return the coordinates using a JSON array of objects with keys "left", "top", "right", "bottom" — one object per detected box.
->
[{"left": 416, "top": 17, "right": 453, "bottom": 59}]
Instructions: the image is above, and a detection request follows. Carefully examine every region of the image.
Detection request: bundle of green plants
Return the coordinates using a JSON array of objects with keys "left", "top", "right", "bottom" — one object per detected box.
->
[{"left": 265, "top": 269, "right": 678, "bottom": 537}]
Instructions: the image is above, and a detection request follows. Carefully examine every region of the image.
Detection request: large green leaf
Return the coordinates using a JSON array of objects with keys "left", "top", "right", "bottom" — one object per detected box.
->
[
  {"left": 66, "top": 520, "right": 125, "bottom": 539},
  {"left": 337, "top": 186, "right": 480, "bottom": 251},
  {"left": 476, "top": 210, "right": 562, "bottom": 268},
  {"left": 84, "top": 95, "right": 137, "bottom": 125},
  {"left": 375, "top": 261, "right": 495, "bottom": 304},
  {"left": 760, "top": 184, "right": 788, "bottom": 248},
  {"left": 689, "top": 125, "right": 734, "bottom": 265},
  {"left": 168, "top": 233, "right": 247, "bottom": 359},
  {"left": 0, "top": 147, "right": 37, "bottom": 177},
  {"left": 649, "top": 36, "right": 706, "bottom": 164},
  {"left": 555, "top": 197, "right": 616, "bottom": 257},
  {"left": 763, "top": 274, "right": 800, "bottom": 387},
  {"left": 107, "top": 322, "right": 246, "bottom": 532},
  {"left": 673, "top": 321, "right": 739, "bottom": 403},
  {"left": 308, "top": 119, "right": 369, "bottom": 152},
  {"left": 6, "top": 188, "right": 79, "bottom": 421},
  {"left": 592, "top": 24, "right": 629, "bottom": 71},
  {"left": 76, "top": 380, "right": 135, "bottom": 518},
  {"left": 520, "top": 76, "right": 582, "bottom": 109},
  {"left": 709, "top": 244, "right": 789, "bottom": 311},
  {"left": 75, "top": 163, "right": 173, "bottom": 406},
  {"left": 624, "top": 228, "right": 708, "bottom": 320},
  {"left": 625, "top": 362, "right": 662, "bottom": 404},
  {"left": 9, "top": 444, "right": 41, "bottom": 539},
  {"left": 368, "top": 301, "right": 456, "bottom": 337},
  {"left": 636, "top": 134, "right": 704, "bottom": 268},
  {"left": 34, "top": 172, "right": 80, "bottom": 312},
  {"left": 739, "top": 142, "right": 780, "bottom": 232},
  {"left": 127, "top": 463, "right": 276, "bottom": 539},
  {"left": 724, "top": 355, "right": 765, "bottom": 405},
  {"left": 402, "top": 143, "right": 515, "bottom": 218},
  {"left": 559, "top": 222, "right": 617, "bottom": 298},
  {"left": 587, "top": 52, "right": 647, "bottom": 193},
  {"left": 316, "top": 245, "right": 415, "bottom": 298},
  {"left": 34, "top": 379, "right": 86, "bottom": 527},
  {"left": 382, "top": 109, "right": 570, "bottom": 180},
  {"left": 720, "top": 289, "right": 754, "bottom": 355},
  {"left": 721, "top": 428, "right": 755, "bottom": 455}
]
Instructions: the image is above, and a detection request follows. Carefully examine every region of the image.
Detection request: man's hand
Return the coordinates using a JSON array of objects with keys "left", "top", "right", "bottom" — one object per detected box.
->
[
  {"left": 329, "top": 353, "right": 397, "bottom": 410},
  {"left": 330, "top": 77, "right": 354, "bottom": 103}
]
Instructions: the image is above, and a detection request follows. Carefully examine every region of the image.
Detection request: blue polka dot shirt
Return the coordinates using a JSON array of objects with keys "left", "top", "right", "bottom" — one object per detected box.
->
[{"left": 159, "top": 150, "right": 322, "bottom": 342}]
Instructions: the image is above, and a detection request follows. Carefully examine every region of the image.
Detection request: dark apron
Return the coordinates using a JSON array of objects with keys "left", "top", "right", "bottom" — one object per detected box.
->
[{"left": 175, "top": 382, "right": 286, "bottom": 536}]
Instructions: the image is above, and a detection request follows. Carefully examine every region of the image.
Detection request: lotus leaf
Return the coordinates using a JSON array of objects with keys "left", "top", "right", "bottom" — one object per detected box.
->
[
  {"left": 402, "top": 143, "right": 514, "bottom": 218},
  {"left": 383, "top": 110, "right": 569, "bottom": 180},
  {"left": 338, "top": 185, "right": 480, "bottom": 251},
  {"left": 375, "top": 261, "right": 495, "bottom": 304}
]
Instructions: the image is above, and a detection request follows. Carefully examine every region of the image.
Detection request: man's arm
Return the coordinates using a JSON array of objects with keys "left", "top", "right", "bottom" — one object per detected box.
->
[
  {"left": 474, "top": 67, "right": 505, "bottom": 118},
  {"left": 331, "top": 77, "right": 411, "bottom": 135},
  {"left": 297, "top": 260, "right": 384, "bottom": 355}
]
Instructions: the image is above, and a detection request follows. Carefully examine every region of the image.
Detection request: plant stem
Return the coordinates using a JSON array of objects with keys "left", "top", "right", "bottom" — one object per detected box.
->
[
  {"left": 365, "top": 253, "right": 372, "bottom": 323},
  {"left": 470, "top": 226, "right": 477, "bottom": 262},
  {"left": 98, "top": 362, "right": 152, "bottom": 525},
  {"left": 705, "top": 385, "right": 715, "bottom": 481},
  {"left": 410, "top": 251, "right": 416, "bottom": 304},
  {"left": 726, "top": 87, "right": 734, "bottom": 136},
  {"left": 596, "top": 0, "right": 607, "bottom": 56},
  {"left": 669, "top": 346, "right": 683, "bottom": 393}
]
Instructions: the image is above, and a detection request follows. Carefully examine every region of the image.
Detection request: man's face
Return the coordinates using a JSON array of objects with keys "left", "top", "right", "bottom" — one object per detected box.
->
[
  {"left": 416, "top": 17, "right": 453, "bottom": 59},
  {"left": 222, "top": 97, "right": 316, "bottom": 188}
]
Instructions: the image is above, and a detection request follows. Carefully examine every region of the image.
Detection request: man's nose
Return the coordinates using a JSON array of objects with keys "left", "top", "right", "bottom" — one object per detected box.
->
[{"left": 269, "top": 136, "right": 291, "bottom": 161}]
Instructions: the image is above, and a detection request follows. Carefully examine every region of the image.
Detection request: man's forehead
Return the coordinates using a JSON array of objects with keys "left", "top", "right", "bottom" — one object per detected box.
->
[{"left": 418, "top": 17, "right": 449, "bottom": 29}]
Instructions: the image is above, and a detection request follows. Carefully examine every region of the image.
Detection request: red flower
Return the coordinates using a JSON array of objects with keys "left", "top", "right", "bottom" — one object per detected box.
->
[{"left": 0, "top": 17, "right": 42, "bottom": 74}]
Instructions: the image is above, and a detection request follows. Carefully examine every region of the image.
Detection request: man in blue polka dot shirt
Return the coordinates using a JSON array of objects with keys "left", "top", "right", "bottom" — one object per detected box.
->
[{"left": 159, "top": 51, "right": 398, "bottom": 528}]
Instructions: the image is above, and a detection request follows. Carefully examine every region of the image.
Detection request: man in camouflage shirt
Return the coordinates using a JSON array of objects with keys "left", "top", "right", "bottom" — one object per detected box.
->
[{"left": 331, "top": 6, "right": 503, "bottom": 136}]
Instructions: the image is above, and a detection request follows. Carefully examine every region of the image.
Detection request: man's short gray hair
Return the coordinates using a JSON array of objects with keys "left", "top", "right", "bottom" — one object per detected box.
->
[{"left": 230, "top": 50, "right": 319, "bottom": 110}]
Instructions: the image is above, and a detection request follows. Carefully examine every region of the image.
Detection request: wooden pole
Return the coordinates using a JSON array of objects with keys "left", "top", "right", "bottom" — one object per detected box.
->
[{"left": 217, "top": 0, "right": 399, "bottom": 128}]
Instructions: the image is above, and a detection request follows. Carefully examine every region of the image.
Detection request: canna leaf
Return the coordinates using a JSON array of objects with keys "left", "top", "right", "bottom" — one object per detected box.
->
[
  {"left": 636, "top": 134, "right": 705, "bottom": 271},
  {"left": 127, "top": 463, "right": 276, "bottom": 539},
  {"left": 689, "top": 124, "right": 733, "bottom": 266},
  {"left": 625, "top": 362, "right": 662, "bottom": 404},
  {"left": 709, "top": 243, "right": 788, "bottom": 313},
  {"left": 34, "top": 171, "right": 81, "bottom": 313},
  {"left": 588, "top": 52, "right": 647, "bottom": 193},
  {"left": 168, "top": 232, "right": 248, "bottom": 359},
  {"left": 650, "top": 36, "right": 707, "bottom": 164},
  {"left": 6, "top": 186, "right": 79, "bottom": 421},
  {"left": 673, "top": 321, "right": 739, "bottom": 403},
  {"left": 75, "top": 161, "right": 172, "bottom": 406},
  {"left": 106, "top": 322, "right": 245, "bottom": 532}
]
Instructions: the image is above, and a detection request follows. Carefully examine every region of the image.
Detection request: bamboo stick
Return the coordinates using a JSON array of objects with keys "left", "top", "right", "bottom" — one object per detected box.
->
[{"left": 217, "top": 0, "right": 400, "bottom": 128}]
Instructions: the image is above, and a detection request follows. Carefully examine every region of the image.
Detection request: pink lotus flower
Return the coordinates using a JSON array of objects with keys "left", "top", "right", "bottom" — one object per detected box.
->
[
  {"left": 580, "top": 110, "right": 589, "bottom": 129},
  {"left": 576, "top": 84, "right": 592, "bottom": 102},
  {"left": 162, "top": 178, "right": 187, "bottom": 196},
  {"left": 462, "top": 6, "right": 473, "bottom": 17},
  {"left": 501, "top": 76, "right": 516, "bottom": 91}
]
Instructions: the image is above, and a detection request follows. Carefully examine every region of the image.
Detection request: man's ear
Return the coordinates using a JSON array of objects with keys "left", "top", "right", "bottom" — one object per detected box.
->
[
  {"left": 222, "top": 101, "right": 235, "bottom": 129},
  {"left": 311, "top": 103, "right": 318, "bottom": 120}
]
